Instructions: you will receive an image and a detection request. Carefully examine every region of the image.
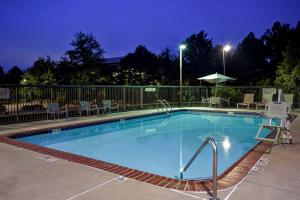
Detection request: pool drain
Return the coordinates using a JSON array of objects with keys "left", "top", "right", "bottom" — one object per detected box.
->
[{"left": 116, "top": 176, "right": 128, "bottom": 181}]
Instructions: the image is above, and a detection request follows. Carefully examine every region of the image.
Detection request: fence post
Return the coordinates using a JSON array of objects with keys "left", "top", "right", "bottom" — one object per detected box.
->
[
  {"left": 78, "top": 87, "right": 81, "bottom": 103},
  {"left": 189, "top": 87, "right": 191, "bottom": 106},
  {"left": 157, "top": 86, "right": 160, "bottom": 108},
  {"left": 16, "top": 86, "right": 19, "bottom": 122},
  {"left": 123, "top": 87, "right": 126, "bottom": 110},
  {"left": 140, "top": 87, "right": 143, "bottom": 109}
]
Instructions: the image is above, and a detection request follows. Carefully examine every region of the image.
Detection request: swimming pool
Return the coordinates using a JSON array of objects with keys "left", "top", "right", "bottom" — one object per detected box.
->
[{"left": 15, "top": 111, "right": 276, "bottom": 180}]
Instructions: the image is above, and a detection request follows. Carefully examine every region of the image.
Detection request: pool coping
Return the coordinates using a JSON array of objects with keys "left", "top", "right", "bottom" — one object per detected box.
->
[{"left": 0, "top": 109, "right": 276, "bottom": 192}]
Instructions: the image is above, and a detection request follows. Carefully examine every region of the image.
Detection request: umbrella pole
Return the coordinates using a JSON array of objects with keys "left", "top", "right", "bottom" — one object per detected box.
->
[{"left": 214, "top": 84, "right": 218, "bottom": 97}]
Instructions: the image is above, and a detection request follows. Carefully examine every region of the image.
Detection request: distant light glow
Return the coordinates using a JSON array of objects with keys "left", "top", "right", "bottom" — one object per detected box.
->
[
  {"left": 223, "top": 45, "right": 231, "bottom": 52},
  {"left": 222, "top": 137, "right": 231, "bottom": 152},
  {"left": 179, "top": 44, "right": 187, "bottom": 50}
]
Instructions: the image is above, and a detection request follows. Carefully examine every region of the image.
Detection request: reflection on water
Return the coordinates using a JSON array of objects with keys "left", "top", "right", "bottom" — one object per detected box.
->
[{"left": 222, "top": 137, "right": 231, "bottom": 152}]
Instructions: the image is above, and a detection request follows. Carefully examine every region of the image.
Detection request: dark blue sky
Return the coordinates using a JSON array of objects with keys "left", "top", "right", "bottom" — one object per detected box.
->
[{"left": 0, "top": 0, "right": 299, "bottom": 70}]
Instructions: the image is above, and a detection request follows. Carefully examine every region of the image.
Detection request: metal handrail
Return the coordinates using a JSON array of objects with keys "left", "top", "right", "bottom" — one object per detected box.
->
[
  {"left": 157, "top": 100, "right": 168, "bottom": 111},
  {"left": 180, "top": 137, "right": 219, "bottom": 200},
  {"left": 162, "top": 99, "right": 172, "bottom": 112},
  {"left": 157, "top": 99, "right": 172, "bottom": 113}
]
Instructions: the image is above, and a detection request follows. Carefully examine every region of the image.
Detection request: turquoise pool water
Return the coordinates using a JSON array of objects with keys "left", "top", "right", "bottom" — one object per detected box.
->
[{"left": 16, "top": 111, "right": 275, "bottom": 179}]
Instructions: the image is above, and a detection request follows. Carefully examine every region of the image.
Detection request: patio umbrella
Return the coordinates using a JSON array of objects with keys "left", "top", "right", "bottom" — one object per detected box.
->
[{"left": 197, "top": 72, "right": 236, "bottom": 96}]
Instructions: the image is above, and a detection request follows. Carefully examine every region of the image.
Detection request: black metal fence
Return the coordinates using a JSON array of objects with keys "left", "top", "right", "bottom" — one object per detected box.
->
[{"left": 0, "top": 84, "right": 299, "bottom": 124}]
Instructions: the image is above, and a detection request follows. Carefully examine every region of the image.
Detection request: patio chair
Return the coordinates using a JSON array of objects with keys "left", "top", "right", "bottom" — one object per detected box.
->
[
  {"left": 255, "top": 93, "right": 274, "bottom": 110},
  {"left": 102, "top": 100, "right": 119, "bottom": 113},
  {"left": 80, "top": 101, "right": 99, "bottom": 116},
  {"left": 201, "top": 96, "right": 210, "bottom": 106},
  {"left": 255, "top": 102, "right": 290, "bottom": 144},
  {"left": 236, "top": 93, "right": 254, "bottom": 109},
  {"left": 209, "top": 97, "right": 221, "bottom": 108},
  {"left": 47, "top": 102, "right": 68, "bottom": 120},
  {"left": 221, "top": 97, "right": 231, "bottom": 107}
]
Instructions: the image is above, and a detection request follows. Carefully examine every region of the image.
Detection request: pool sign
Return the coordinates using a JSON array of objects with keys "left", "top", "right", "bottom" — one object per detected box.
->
[
  {"left": 145, "top": 88, "right": 156, "bottom": 92},
  {"left": 0, "top": 88, "right": 9, "bottom": 99}
]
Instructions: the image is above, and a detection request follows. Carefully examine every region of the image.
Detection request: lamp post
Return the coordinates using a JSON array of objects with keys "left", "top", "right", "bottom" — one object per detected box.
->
[
  {"left": 179, "top": 44, "right": 186, "bottom": 103},
  {"left": 222, "top": 45, "right": 231, "bottom": 75}
]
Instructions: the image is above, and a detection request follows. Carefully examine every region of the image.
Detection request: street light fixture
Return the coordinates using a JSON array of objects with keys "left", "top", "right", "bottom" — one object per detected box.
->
[
  {"left": 222, "top": 45, "right": 231, "bottom": 75},
  {"left": 179, "top": 44, "right": 186, "bottom": 103}
]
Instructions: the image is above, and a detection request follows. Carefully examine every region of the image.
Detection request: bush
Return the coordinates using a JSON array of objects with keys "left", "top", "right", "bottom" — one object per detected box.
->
[
  {"left": 211, "top": 87, "right": 241, "bottom": 102},
  {"left": 21, "top": 104, "right": 45, "bottom": 112}
]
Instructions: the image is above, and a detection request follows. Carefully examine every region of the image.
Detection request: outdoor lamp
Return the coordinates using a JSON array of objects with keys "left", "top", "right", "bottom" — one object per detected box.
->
[
  {"left": 222, "top": 44, "right": 232, "bottom": 75},
  {"left": 179, "top": 44, "right": 186, "bottom": 103},
  {"left": 223, "top": 45, "right": 231, "bottom": 52}
]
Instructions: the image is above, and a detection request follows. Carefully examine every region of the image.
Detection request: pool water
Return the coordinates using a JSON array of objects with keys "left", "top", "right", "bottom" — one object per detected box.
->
[{"left": 17, "top": 111, "right": 276, "bottom": 179}]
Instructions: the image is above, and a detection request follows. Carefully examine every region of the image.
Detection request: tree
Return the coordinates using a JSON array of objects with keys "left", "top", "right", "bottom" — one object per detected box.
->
[
  {"left": 55, "top": 58, "right": 75, "bottom": 84},
  {"left": 21, "top": 56, "right": 56, "bottom": 85},
  {"left": 156, "top": 47, "right": 177, "bottom": 85},
  {"left": 274, "top": 47, "right": 300, "bottom": 89},
  {"left": 57, "top": 32, "right": 105, "bottom": 84},
  {"left": 4, "top": 66, "right": 23, "bottom": 84},
  {"left": 64, "top": 32, "right": 104, "bottom": 67},
  {"left": 211, "top": 45, "right": 225, "bottom": 74},
  {"left": 262, "top": 21, "right": 292, "bottom": 78},
  {"left": 0, "top": 65, "right": 4, "bottom": 83},
  {"left": 231, "top": 32, "right": 267, "bottom": 85},
  {"left": 274, "top": 21, "right": 300, "bottom": 89},
  {"left": 117, "top": 45, "right": 158, "bottom": 85},
  {"left": 183, "top": 31, "right": 214, "bottom": 84}
]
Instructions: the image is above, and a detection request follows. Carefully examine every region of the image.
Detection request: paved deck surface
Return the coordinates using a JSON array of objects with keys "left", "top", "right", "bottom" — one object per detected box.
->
[{"left": 0, "top": 108, "right": 299, "bottom": 200}]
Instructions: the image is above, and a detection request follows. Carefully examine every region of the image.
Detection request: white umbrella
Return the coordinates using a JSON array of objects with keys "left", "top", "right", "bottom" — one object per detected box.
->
[
  {"left": 197, "top": 72, "right": 236, "bottom": 84},
  {"left": 197, "top": 72, "right": 236, "bottom": 96}
]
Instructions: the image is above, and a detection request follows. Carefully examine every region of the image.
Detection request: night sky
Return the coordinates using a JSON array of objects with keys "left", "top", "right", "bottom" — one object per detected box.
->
[{"left": 0, "top": 0, "right": 299, "bottom": 70}]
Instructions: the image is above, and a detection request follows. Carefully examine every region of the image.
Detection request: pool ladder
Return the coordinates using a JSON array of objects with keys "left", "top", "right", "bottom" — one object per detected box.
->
[
  {"left": 157, "top": 99, "right": 172, "bottom": 113},
  {"left": 180, "top": 137, "right": 219, "bottom": 200}
]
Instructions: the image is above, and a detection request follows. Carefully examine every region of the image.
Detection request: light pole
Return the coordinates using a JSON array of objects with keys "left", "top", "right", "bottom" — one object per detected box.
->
[
  {"left": 179, "top": 44, "right": 186, "bottom": 103},
  {"left": 222, "top": 45, "right": 231, "bottom": 75}
]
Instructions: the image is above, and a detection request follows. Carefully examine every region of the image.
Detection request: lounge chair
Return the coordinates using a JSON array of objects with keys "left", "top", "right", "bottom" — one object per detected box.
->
[
  {"left": 102, "top": 100, "right": 119, "bottom": 113},
  {"left": 47, "top": 102, "right": 68, "bottom": 120},
  {"left": 209, "top": 97, "right": 221, "bottom": 108},
  {"left": 255, "top": 102, "right": 290, "bottom": 144},
  {"left": 283, "top": 94, "right": 294, "bottom": 109},
  {"left": 236, "top": 93, "right": 254, "bottom": 109},
  {"left": 255, "top": 93, "right": 274, "bottom": 110},
  {"left": 80, "top": 101, "right": 99, "bottom": 116}
]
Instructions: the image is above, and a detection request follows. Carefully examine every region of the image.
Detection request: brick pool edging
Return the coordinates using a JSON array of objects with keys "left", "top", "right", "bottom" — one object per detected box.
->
[{"left": 0, "top": 123, "right": 273, "bottom": 192}]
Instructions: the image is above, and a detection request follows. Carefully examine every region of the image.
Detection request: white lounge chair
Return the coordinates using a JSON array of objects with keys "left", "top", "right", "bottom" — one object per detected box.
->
[
  {"left": 209, "top": 97, "right": 221, "bottom": 108},
  {"left": 283, "top": 94, "right": 294, "bottom": 109},
  {"left": 80, "top": 101, "right": 99, "bottom": 116},
  {"left": 201, "top": 97, "right": 210, "bottom": 106},
  {"left": 237, "top": 93, "right": 254, "bottom": 109},
  {"left": 102, "top": 100, "right": 119, "bottom": 113},
  {"left": 255, "top": 93, "right": 274, "bottom": 109},
  {"left": 47, "top": 102, "right": 68, "bottom": 120},
  {"left": 255, "top": 102, "right": 290, "bottom": 144}
]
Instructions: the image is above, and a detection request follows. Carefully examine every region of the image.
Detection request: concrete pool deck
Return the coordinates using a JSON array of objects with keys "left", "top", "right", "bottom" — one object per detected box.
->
[{"left": 0, "top": 108, "right": 299, "bottom": 200}]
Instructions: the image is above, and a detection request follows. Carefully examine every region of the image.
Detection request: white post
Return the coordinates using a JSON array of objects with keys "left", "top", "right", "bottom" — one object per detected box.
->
[
  {"left": 179, "top": 44, "right": 186, "bottom": 104},
  {"left": 222, "top": 49, "right": 226, "bottom": 75},
  {"left": 179, "top": 49, "right": 183, "bottom": 103},
  {"left": 278, "top": 88, "right": 284, "bottom": 102}
]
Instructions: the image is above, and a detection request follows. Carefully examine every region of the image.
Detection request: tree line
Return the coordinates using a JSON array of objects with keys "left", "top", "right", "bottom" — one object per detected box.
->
[{"left": 0, "top": 21, "right": 299, "bottom": 87}]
